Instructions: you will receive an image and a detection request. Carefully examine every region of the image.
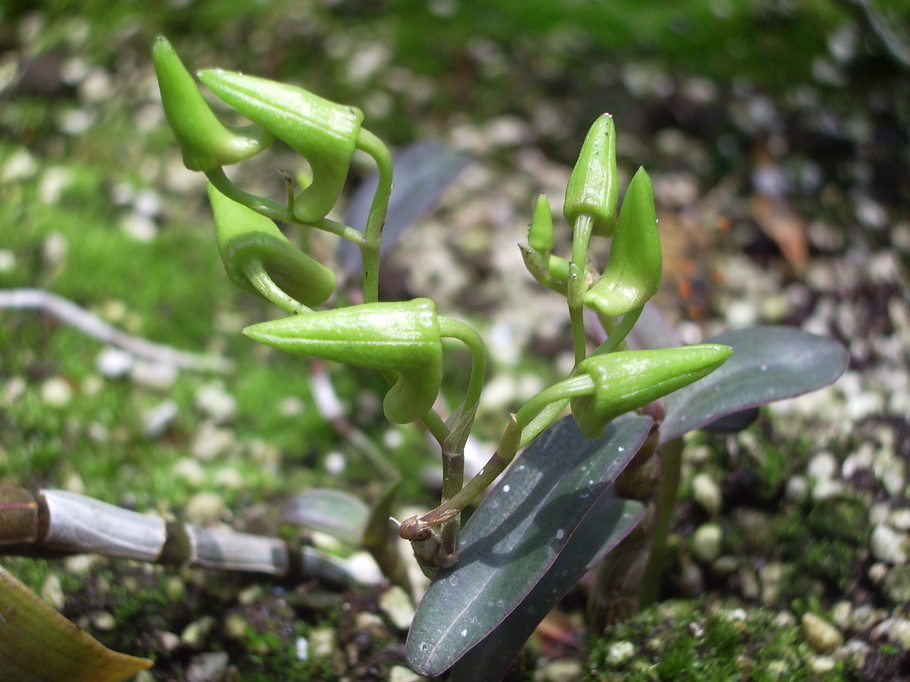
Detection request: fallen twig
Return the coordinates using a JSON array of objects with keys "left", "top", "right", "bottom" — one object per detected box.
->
[{"left": 0, "top": 287, "right": 233, "bottom": 373}]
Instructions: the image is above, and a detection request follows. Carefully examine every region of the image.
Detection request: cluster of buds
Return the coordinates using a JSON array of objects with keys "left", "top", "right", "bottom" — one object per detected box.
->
[{"left": 153, "top": 37, "right": 730, "bottom": 565}]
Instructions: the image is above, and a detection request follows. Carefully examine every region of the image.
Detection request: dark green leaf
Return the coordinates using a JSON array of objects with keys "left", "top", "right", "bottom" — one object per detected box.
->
[
  {"left": 449, "top": 490, "right": 643, "bottom": 681},
  {"left": 406, "top": 414, "right": 652, "bottom": 677},
  {"left": 661, "top": 326, "right": 848, "bottom": 443}
]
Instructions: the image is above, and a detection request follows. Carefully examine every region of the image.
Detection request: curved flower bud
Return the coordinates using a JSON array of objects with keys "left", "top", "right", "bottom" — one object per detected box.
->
[
  {"left": 563, "top": 113, "right": 619, "bottom": 237},
  {"left": 208, "top": 184, "right": 335, "bottom": 311},
  {"left": 152, "top": 36, "right": 274, "bottom": 171},
  {"left": 243, "top": 299, "right": 443, "bottom": 424},
  {"left": 571, "top": 344, "right": 731, "bottom": 439},
  {"left": 198, "top": 69, "right": 365, "bottom": 223},
  {"left": 584, "top": 167, "right": 661, "bottom": 317},
  {"left": 528, "top": 194, "right": 555, "bottom": 253}
]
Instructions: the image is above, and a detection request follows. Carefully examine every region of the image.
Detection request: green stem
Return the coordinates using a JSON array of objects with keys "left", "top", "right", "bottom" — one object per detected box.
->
[
  {"left": 569, "top": 214, "right": 594, "bottom": 364},
  {"left": 438, "top": 316, "right": 487, "bottom": 415},
  {"left": 592, "top": 305, "right": 643, "bottom": 356},
  {"left": 355, "top": 128, "right": 393, "bottom": 304},
  {"left": 638, "top": 435, "right": 683, "bottom": 606},
  {"left": 205, "top": 168, "right": 292, "bottom": 223},
  {"left": 241, "top": 260, "right": 310, "bottom": 315},
  {"left": 399, "top": 375, "right": 596, "bottom": 538}
]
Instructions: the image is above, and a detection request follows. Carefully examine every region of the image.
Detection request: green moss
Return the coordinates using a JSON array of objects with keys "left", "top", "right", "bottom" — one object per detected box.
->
[{"left": 586, "top": 600, "right": 853, "bottom": 681}]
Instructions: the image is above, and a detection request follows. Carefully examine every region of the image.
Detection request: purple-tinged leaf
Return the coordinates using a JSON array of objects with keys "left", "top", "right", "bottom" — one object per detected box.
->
[
  {"left": 448, "top": 490, "right": 643, "bottom": 681},
  {"left": 406, "top": 414, "right": 652, "bottom": 677},
  {"left": 340, "top": 140, "right": 470, "bottom": 274},
  {"left": 280, "top": 489, "right": 368, "bottom": 547},
  {"left": 661, "top": 326, "right": 848, "bottom": 443}
]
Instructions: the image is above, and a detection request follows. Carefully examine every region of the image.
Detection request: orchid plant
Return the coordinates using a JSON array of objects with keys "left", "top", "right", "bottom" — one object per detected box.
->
[
  {"left": 150, "top": 37, "right": 848, "bottom": 677},
  {"left": 0, "top": 36, "right": 848, "bottom": 682}
]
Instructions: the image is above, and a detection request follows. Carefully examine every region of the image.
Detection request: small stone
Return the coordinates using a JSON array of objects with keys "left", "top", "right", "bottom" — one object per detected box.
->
[
  {"left": 185, "top": 492, "right": 226, "bottom": 525},
  {"left": 186, "top": 651, "right": 229, "bottom": 682},
  {"left": 195, "top": 382, "right": 237, "bottom": 423},
  {"left": 41, "top": 574, "right": 65, "bottom": 610},
  {"left": 96, "top": 346, "right": 134, "bottom": 378},
  {"left": 173, "top": 458, "right": 206, "bottom": 486},
  {"left": 143, "top": 399, "right": 179, "bottom": 439},
  {"left": 830, "top": 601, "right": 852, "bottom": 630},
  {"left": 807, "top": 452, "right": 838, "bottom": 481},
  {"left": 883, "top": 564, "right": 910, "bottom": 604},
  {"left": 759, "top": 562, "right": 786, "bottom": 607},
  {"left": 308, "top": 626, "right": 337, "bottom": 658},
  {"left": 691, "top": 523, "right": 723, "bottom": 563},
  {"left": 888, "top": 618, "right": 910, "bottom": 650},
  {"left": 223, "top": 612, "right": 248, "bottom": 640},
  {"left": 181, "top": 616, "right": 216, "bottom": 648},
  {"left": 605, "top": 640, "right": 636, "bottom": 666},
  {"left": 355, "top": 612, "right": 389, "bottom": 639},
  {"left": 870, "top": 524, "right": 908, "bottom": 564},
  {"left": 130, "top": 360, "right": 178, "bottom": 391},
  {"left": 379, "top": 585, "right": 416, "bottom": 631},
  {"left": 120, "top": 212, "right": 157, "bottom": 242},
  {"left": 295, "top": 636, "right": 308, "bottom": 661},
  {"left": 807, "top": 654, "right": 837, "bottom": 675},
  {"left": 784, "top": 475, "right": 809, "bottom": 501},
  {"left": 90, "top": 611, "right": 117, "bottom": 631},
  {"left": 802, "top": 612, "right": 844, "bottom": 654},
  {"left": 679, "top": 562, "right": 704, "bottom": 597},
  {"left": 40, "top": 376, "right": 72, "bottom": 406},
  {"left": 889, "top": 508, "right": 910, "bottom": 531},
  {"left": 539, "top": 658, "right": 584, "bottom": 682},
  {"left": 692, "top": 472, "right": 722, "bottom": 516},
  {"left": 389, "top": 665, "right": 426, "bottom": 682},
  {"left": 772, "top": 610, "right": 797, "bottom": 629},
  {"left": 192, "top": 421, "right": 235, "bottom": 461}
]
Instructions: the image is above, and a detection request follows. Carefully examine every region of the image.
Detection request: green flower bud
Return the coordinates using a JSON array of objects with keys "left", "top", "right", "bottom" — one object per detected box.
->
[
  {"left": 571, "top": 344, "right": 731, "bottom": 439},
  {"left": 197, "top": 69, "right": 365, "bottom": 223},
  {"left": 208, "top": 184, "right": 335, "bottom": 310},
  {"left": 528, "top": 194, "right": 555, "bottom": 253},
  {"left": 564, "top": 113, "right": 619, "bottom": 237},
  {"left": 584, "top": 167, "right": 661, "bottom": 317},
  {"left": 152, "top": 36, "right": 274, "bottom": 171},
  {"left": 243, "top": 299, "right": 443, "bottom": 424}
]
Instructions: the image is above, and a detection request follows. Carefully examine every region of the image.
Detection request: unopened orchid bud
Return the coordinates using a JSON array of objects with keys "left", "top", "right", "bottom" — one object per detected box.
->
[
  {"left": 208, "top": 184, "right": 335, "bottom": 311},
  {"left": 152, "top": 36, "right": 273, "bottom": 172},
  {"left": 198, "top": 69, "right": 364, "bottom": 223},
  {"left": 571, "top": 345, "right": 731, "bottom": 439},
  {"left": 528, "top": 194, "right": 555, "bottom": 253},
  {"left": 584, "top": 167, "right": 661, "bottom": 317},
  {"left": 243, "top": 299, "right": 443, "bottom": 424},
  {"left": 564, "top": 114, "right": 619, "bottom": 237}
]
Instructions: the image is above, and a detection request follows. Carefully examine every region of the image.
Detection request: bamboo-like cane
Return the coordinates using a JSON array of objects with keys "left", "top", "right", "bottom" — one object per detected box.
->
[{"left": 0, "top": 488, "right": 379, "bottom": 587}]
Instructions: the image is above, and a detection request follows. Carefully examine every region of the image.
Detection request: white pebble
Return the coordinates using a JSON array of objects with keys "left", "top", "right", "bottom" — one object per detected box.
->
[
  {"left": 40, "top": 377, "right": 72, "bottom": 406},
  {"left": 143, "top": 399, "right": 179, "bottom": 439},
  {"left": 692, "top": 472, "right": 722, "bottom": 516},
  {"left": 870, "top": 524, "right": 908, "bottom": 564},
  {"left": 130, "top": 360, "right": 177, "bottom": 391},
  {"left": 96, "top": 346, "right": 134, "bottom": 378},
  {"left": 195, "top": 382, "right": 237, "bottom": 423}
]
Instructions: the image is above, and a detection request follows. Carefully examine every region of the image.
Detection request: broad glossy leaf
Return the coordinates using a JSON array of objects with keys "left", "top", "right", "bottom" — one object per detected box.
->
[
  {"left": 340, "top": 140, "right": 470, "bottom": 273},
  {"left": 280, "top": 489, "right": 368, "bottom": 547},
  {"left": 406, "top": 414, "right": 652, "bottom": 676},
  {"left": 661, "top": 326, "right": 848, "bottom": 443},
  {"left": 449, "top": 490, "right": 643, "bottom": 681},
  {"left": 0, "top": 565, "right": 152, "bottom": 682}
]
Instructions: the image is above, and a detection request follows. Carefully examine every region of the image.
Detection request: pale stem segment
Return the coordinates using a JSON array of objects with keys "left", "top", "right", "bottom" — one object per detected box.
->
[
  {"left": 354, "top": 128, "right": 393, "bottom": 304},
  {"left": 591, "top": 305, "right": 643, "bottom": 356},
  {"left": 569, "top": 214, "right": 595, "bottom": 365}
]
